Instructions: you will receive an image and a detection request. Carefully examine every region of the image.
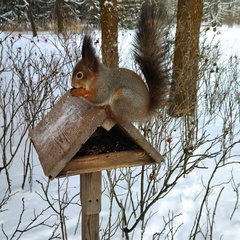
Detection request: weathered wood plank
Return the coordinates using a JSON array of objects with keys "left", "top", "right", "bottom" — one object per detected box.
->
[
  {"left": 81, "top": 172, "right": 101, "bottom": 215},
  {"left": 81, "top": 172, "right": 101, "bottom": 240},
  {"left": 101, "top": 117, "right": 116, "bottom": 131},
  {"left": 29, "top": 91, "right": 107, "bottom": 178},
  {"left": 119, "top": 123, "right": 164, "bottom": 164},
  {"left": 82, "top": 214, "right": 100, "bottom": 240},
  {"left": 58, "top": 150, "right": 155, "bottom": 177}
]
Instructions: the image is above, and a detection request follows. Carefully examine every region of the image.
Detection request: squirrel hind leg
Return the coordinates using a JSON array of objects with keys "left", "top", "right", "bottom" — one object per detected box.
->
[
  {"left": 104, "top": 104, "right": 119, "bottom": 122},
  {"left": 108, "top": 87, "right": 149, "bottom": 123}
]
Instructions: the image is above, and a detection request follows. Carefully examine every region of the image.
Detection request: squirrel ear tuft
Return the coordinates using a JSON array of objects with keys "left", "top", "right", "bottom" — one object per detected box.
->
[{"left": 82, "top": 35, "right": 98, "bottom": 72}]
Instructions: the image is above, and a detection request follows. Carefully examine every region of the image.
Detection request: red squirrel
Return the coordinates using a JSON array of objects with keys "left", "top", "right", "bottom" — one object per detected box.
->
[{"left": 71, "top": 3, "right": 169, "bottom": 123}]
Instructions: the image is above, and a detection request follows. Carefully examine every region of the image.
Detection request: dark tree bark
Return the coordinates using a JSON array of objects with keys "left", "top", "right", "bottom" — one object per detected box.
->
[
  {"left": 100, "top": 0, "right": 119, "bottom": 68},
  {"left": 55, "top": 0, "right": 64, "bottom": 34},
  {"left": 168, "top": 0, "right": 203, "bottom": 117},
  {"left": 27, "top": 0, "right": 37, "bottom": 37}
]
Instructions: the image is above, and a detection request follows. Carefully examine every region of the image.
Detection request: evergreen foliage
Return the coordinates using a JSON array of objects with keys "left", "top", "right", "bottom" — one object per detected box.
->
[{"left": 0, "top": 0, "right": 239, "bottom": 31}]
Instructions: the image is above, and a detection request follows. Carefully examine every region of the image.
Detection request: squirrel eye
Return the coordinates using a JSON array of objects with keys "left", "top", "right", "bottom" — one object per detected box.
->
[{"left": 77, "top": 72, "right": 83, "bottom": 79}]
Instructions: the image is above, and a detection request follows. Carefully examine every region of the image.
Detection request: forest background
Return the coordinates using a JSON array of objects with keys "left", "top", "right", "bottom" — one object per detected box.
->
[{"left": 1, "top": 0, "right": 240, "bottom": 33}]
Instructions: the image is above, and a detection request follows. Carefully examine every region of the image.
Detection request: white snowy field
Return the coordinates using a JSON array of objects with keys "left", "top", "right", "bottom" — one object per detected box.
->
[{"left": 0, "top": 25, "right": 240, "bottom": 240}]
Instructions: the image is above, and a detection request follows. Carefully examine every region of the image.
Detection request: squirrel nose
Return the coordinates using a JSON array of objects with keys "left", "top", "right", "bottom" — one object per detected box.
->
[
  {"left": 71, "top": 79, "right": 78, "bottom": 88},
  {"left": 71, "top": 81, "right": 76, "bottom": 88}
]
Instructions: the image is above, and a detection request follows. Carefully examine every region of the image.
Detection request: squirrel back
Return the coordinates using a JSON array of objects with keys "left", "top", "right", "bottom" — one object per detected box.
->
[{"left": 71, "top": 3, "right": 169, "bottom": 123}]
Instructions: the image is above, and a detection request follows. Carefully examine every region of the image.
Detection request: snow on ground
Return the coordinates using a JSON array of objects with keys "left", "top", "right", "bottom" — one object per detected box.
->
[{"left": 1, "top": 26, "right": 240, "bottom": 239}]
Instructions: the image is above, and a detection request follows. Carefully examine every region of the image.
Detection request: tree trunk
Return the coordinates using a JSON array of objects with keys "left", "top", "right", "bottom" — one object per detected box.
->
[
  {"left": 55, "top": 0, "right": 64, "bottom": 34},
  {"left": 27, "top": 0, "right": 37, "bottom": 37},
  {"left": 168, "top": 0, "right": 203, "bottom": 117},
  {"left": 100, "top": 0, "right": 119, "bottom": 68}
]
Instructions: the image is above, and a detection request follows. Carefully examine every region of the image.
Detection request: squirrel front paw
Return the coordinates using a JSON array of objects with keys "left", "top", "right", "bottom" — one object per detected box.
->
[
  {"left": 70, "top": 88, "right": 80, "bottom": 97},
  {"left": 70, "top": 88, "right": 89, "bottom": 97}
]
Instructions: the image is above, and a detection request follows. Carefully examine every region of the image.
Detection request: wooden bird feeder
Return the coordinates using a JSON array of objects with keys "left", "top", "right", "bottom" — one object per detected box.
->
[{"left": 29, "top": 90, "right": 164, "bottom": 239}]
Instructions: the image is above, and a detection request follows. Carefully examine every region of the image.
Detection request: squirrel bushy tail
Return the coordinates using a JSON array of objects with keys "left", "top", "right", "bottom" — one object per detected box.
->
[{"left": 133, "top": 2, "right": 169, "bottom": 115}]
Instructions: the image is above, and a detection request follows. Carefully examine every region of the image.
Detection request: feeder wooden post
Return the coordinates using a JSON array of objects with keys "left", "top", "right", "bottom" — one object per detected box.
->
[{"left": 80, "top": 172, "right": 101, "bottom": 240}]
